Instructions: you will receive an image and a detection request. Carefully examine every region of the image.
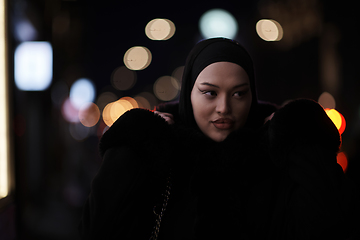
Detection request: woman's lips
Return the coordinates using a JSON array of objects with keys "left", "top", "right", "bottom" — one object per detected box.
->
[{"left": 212, "top": 118, "right": 234, "bottom": 130}]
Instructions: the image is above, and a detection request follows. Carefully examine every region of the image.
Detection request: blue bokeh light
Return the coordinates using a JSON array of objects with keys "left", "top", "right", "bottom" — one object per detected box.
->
[{"left": 69, "top": 78, "right": 96, "bottom": 110}]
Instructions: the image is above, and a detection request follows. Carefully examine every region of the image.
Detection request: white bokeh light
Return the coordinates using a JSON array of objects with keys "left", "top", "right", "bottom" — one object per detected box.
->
[
  {"left": 145, "top": 18, "right": 176, "bottom": 40},
  {"left": 69, "top": 78, "right": 96, "bottom": 110},
  {"left": 14, "top": 41, "right": 53, "bottom": 91},
  {"left": 256, "top": 19, "right": 283, "bottom": 41},
  {"left": 123, "top": 46, "right": 152, "bottom": 71},
  {"left": 199, "top": 9, "right": 238, "bottom": 39}
]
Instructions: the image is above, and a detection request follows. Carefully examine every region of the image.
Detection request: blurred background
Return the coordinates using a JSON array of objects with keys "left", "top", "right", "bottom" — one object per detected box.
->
[{"left": 0, "top": 0, "right": 359, "bottom": 239}]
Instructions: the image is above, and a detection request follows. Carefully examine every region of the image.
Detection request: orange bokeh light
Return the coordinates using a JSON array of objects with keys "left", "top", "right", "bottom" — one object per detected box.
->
[
  {"left": 102, "top": 102, "right": 115, "bottom": 126},
  {"left": 336, "top": 152, "right": 348, "bottom": 172},
  {"left": 324, "top": 108, "right": 346, "bottom": 134},
  {"left": 124, "top": 96, "right": 139, "bottom": 108},
  {"left": 102, "top": 97, "right": 139, "bottom": 126}
]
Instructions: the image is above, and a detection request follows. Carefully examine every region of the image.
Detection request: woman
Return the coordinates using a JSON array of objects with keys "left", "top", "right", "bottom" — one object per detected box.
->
[{"left": 79, "top": 38, "right": 358, "bottom": 239}]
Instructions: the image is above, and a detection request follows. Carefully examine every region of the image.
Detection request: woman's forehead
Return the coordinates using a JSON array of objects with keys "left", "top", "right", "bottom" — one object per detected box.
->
[{"left": 196, "top": 62, "right": 250, "bottom": 83}]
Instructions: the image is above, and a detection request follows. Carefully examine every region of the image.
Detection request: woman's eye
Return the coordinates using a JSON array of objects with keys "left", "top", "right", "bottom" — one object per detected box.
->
[
  {"left": 204, "top": 91, "right": 216, "bottom": 96},
  {"left": 234, "top": 90, "right": 248, "bottom": 97},
  {"left": 199, "top": 89, "right": 216, "bottom": 96}
]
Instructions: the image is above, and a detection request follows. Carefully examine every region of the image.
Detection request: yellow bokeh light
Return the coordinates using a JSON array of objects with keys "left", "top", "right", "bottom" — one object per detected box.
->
[
  {"left": 318, "top": 92, "right": 336, "bottom": 109},
  {"left": 123, "top": 46, "right": 152, "bottom": 71},
  {"left": 153, "top": 76, "right": 180, "bottom": 101},
  {"left": 121, "top": 96, "right": 138, "bottom": 108},
  {"left": 325, "top": 108, "right": 342, "bottom": 129},
  {"left": 102, "top": 97, "right": 139, "bottom": 126},
  {"left": 78, "top": 102, "right": 101, "bottom": 127},
  {"left": 256, "top": 19, "right": 283, "bottom": 41},
  {"left": 110, "top": 101, "right": 127, "bottom": 123},
  {"left": 96, "top": 91, "right": 118, "bottom": 112},
  {"left": 145, "top": 18, "right": 176, "bottom": 41},
  {"left": 102, "top": 102, "right": 114, "bottom": 126}
]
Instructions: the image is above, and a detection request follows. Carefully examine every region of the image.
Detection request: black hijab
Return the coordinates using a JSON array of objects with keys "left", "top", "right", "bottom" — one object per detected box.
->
[{"left": 179, "top": 38, "right": 259, "bottom": 130}]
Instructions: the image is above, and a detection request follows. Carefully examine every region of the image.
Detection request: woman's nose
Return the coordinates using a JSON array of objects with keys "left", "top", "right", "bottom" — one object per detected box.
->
[{"left": 216, "top": 96, "right": 231, "bottom": 114}]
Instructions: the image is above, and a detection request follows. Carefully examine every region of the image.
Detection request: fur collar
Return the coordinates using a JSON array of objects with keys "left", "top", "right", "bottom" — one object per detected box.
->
[
  {"left": 268, "top": 99, "right": 341, "bottom": 168},
  {"left": 99, "top": 99, "right": 341, "bottom": 173},
  {"left": 99, "top": 108, "right": 173, "bottom": 157}
]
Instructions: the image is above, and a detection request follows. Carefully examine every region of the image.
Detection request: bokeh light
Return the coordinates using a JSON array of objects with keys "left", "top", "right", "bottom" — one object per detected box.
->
[
  {"left": 14, "top": 41, "right": 53, "bottom": 91},
  {"left": 110, "top": 66, "right": 137, "bottom": 91},
  {"left": 102, "top": 102, "right": 115, "bottom": 127},
  {"left": 14, "top": 19, "right": 37, "bottom": 41},
  {"left": 121, "top": 96, "right": 139, "bottom": 108},
  {"left": 109, "top": 101, "right": 127, "bottom": 124},
  {"left": 78, "top": 103, "right": 100, "bottom": 127},
  {"left": 136, "top": 92, "right": 157, "bottom": 110},
  {"left": 145, "top": 18, "right": 176, "bottom": 40},
  {"left": 337, "top": 152, "right": 348, "bottom": 172},
  {"left": 123, "top": 46, "right": 152, "bottom": 71},
  {"left": 199, "top": 9, "right": 238, "bottom": 39},
  {"left": 256, "top": 19, "right": 283, "bottom": 41},
  {"left": 102, "top": 97, "right": 138, "bottom": 126},
  {"left": 134, "top": 95, "right": 151, "bottom": 109},
  {"left": 324, "top": 108, "right": 346, "bottom": 134},
  {"left": 61, "top": 97, "right": 80, "bottom": 123},
  {"left": 69, "top": 78, "right": 96, "bottom": 110},
  {"left": 96, "top": 91, "right": 118, "bottom": 112},
  {"left": 318, "top": 92, "right": 336, "bottom": 109},
  {"left": 153, "top": 76, "right": 180, "bottom": 101},
  {"left": 339, "top": 112, "right": 346, "bottom": 135},
  {"left": 325, "top": 108, "right": 341, "bottom": 129}
]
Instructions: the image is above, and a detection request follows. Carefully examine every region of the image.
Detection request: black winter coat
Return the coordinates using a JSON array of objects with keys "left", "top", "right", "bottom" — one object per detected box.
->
[{"left": 79, "top": 99, "right": 359, "bottom": 240}]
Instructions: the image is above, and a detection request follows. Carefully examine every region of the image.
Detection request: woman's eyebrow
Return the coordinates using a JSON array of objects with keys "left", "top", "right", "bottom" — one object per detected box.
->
[
  {"left": 200, "top": 82, "right": 219, "bottom": 88},
  {"left": 200, "top": 82, "right": 249, "bottom": 89},
  {"left": 232, "top": 83, "right": 249, "bottom": 89}
]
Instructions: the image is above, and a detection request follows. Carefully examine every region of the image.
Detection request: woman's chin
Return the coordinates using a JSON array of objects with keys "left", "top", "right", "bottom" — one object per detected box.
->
[{"left": 207, "top": 131, "right": 231, "bottom": 142}]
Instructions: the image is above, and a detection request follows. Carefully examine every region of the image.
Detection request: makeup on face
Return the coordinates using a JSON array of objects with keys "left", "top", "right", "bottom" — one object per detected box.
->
[
  {"left": 191, "top": 61, "right": 252, "bottom": 142},
  {"left": 211, "top": 118, "right": 235, "bottom": 130}
]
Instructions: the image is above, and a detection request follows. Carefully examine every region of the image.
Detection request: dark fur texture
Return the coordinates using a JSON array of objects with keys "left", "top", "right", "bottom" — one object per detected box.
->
[
  {"left": 100, "top": 99, "right": 341, "bottom": 171},
  {"left": 268, "top": 99, "right": 341, "bottom": 169}
]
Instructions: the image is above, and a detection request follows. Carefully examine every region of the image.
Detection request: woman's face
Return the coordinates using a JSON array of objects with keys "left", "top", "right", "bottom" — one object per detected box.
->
[{"left": 191, "top": 61, "right": 252, "bottom": 142}]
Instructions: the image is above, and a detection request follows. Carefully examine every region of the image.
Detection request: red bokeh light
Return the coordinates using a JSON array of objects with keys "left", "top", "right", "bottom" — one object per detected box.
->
[{"left": 337, "top": 152, "right": 348, "bottom": 172}]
